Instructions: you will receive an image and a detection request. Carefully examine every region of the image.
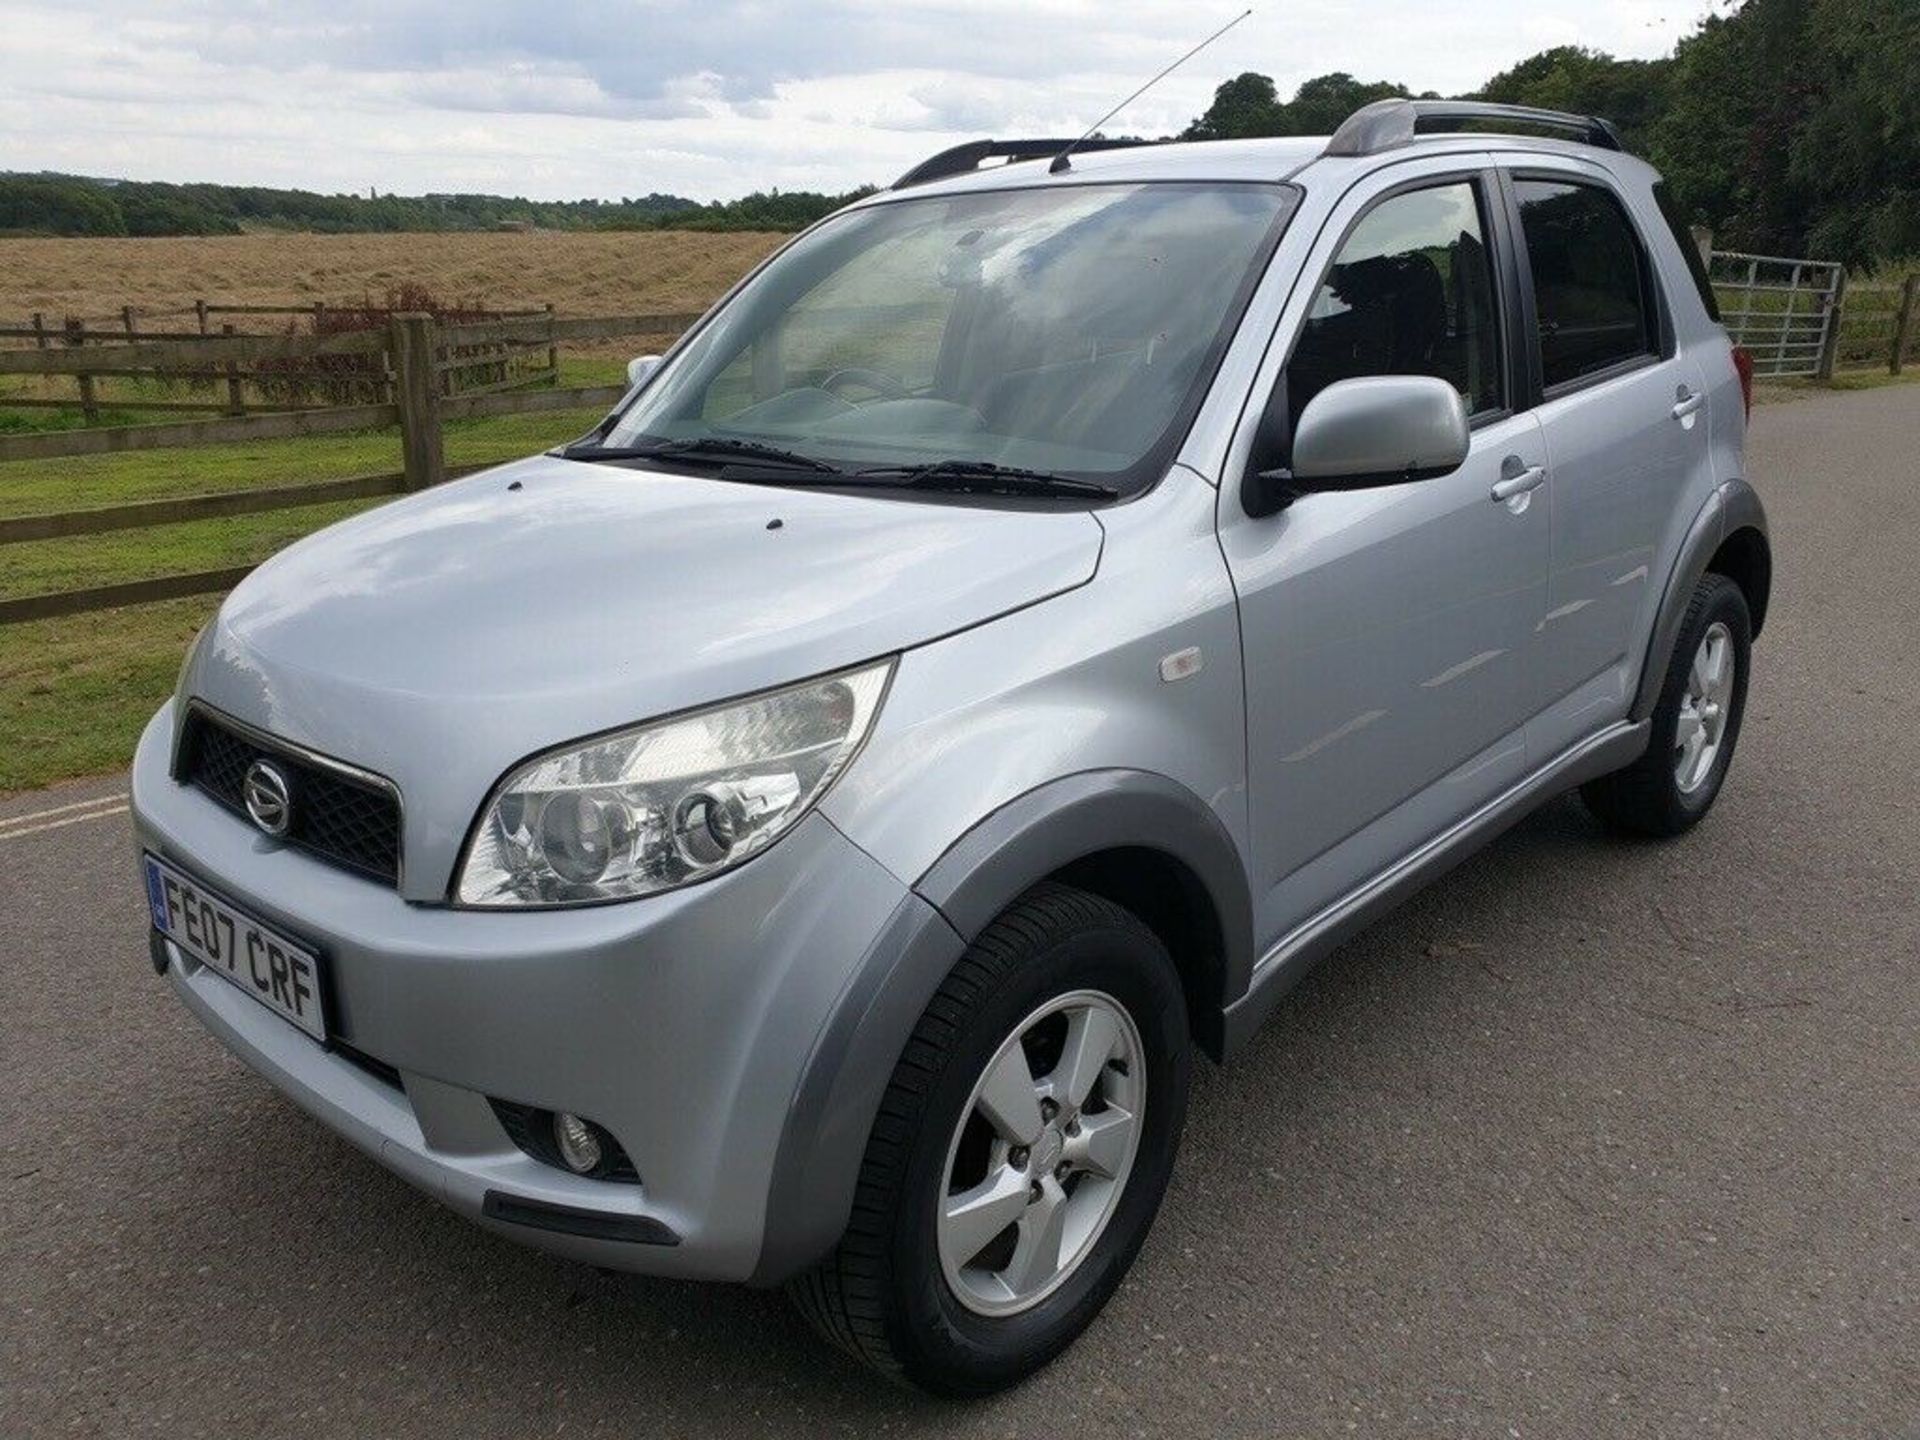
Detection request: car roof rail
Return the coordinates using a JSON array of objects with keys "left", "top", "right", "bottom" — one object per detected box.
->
[
  {"left": 891, "top": 137, "right": 1158, "bottom": 190},
  {"left": 1324, "top": 98, "right": 1625, "bottom": 157}
]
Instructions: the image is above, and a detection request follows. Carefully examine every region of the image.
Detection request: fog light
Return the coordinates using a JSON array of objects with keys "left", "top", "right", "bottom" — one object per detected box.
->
[{"left": 553, "top": 1111, "right": 605, "bottom": 1174}]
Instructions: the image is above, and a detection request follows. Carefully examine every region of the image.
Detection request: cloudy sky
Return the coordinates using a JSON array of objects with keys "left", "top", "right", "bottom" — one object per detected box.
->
[{"left": 0, "top": 0, "right": 1715, "bottom": 202}]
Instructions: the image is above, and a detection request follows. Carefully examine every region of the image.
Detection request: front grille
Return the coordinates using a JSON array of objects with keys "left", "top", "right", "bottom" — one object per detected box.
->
[{"left": 178, "top": 708, "right": 403, "bottom": 886}]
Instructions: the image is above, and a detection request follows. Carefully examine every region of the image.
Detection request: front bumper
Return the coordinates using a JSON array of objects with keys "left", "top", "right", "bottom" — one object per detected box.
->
[{"left": 131, "top": 704, "right": 929, "bottom": 1283}]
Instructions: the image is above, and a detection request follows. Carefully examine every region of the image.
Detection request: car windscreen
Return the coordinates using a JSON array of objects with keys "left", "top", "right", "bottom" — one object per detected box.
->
[{"left": 601, "top": 182, "right": 1298, "bottom": 495}]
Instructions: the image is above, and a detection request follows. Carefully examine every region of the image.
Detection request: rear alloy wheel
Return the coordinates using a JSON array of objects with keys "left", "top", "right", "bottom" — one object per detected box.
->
[
  {"left": 1673, "top": 621, "right": 1736, "bottom": 795},
  {"left": 1583, "top": 571, "right": 1752, "bottom": 836},
  {"left": 789, "top": 882, "right": 1190, "bottom": 1395}
]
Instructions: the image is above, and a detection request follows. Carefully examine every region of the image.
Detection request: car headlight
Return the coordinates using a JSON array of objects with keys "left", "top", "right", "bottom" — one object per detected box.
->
[{"left": 455, "top": 659, "right": 893, "bottom": 907}]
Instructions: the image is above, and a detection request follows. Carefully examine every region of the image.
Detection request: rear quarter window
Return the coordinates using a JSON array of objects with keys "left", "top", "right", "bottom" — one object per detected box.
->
[
  {"left": 1515, "top": 178, "right": 1659, "bottom": 390},
  {"left": 1653, "top": 182, "right": 1721, "bottom": 322}
]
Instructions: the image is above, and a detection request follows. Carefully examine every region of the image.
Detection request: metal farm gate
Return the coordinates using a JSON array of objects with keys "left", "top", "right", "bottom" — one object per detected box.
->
[{"left": 1710, "top": 250, "right": 1846, "bottom": 378}]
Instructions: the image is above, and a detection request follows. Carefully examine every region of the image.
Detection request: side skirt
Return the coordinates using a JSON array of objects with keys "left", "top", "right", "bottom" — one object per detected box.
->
[{"left": 1220, "top": 719, "right": 1650, "bottom": 1054}]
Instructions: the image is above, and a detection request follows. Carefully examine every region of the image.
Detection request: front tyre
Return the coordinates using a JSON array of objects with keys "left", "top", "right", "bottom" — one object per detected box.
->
[
  {"left": 789, "top": 882, "right": 1191, "bottom": 1395},
  {"left": 1582, "top": 572, "right": 1752, "bottom": 837}
]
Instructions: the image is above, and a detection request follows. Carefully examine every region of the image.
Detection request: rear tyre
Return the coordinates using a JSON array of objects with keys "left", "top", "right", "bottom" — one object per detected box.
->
[
  {"left": 788, "top": 882, "right": 1191, "bottom": 1395},
  {"left": 1582, "top": 572, "right": 1751, "bottom": 837}
]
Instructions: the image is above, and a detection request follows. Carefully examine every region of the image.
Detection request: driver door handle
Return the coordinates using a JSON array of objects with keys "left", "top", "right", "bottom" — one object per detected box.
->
[
  {"left": 1672, "top": 387, "right": 1706, "bottom": 420},
  {"left": 1490, "top": 464, "right": 1547, "bottom": 503}
]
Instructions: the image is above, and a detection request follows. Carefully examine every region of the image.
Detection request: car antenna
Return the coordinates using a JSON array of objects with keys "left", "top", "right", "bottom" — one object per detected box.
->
[{"left": 1050, "top": 8, "right": 1252, "bottom": 174}]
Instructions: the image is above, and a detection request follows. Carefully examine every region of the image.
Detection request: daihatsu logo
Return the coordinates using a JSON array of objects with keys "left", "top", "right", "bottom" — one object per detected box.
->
[{"left": 243, "top": 760, "right": 293, "bottom": 838}]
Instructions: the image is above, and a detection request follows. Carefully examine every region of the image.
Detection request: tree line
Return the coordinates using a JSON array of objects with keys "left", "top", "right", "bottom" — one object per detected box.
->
[
  {"left": 1184, "top": 0, "right": 1917, "bottom": 267},
  {"left": 0, "top": 174, "right": 875, "bottom": 239}
]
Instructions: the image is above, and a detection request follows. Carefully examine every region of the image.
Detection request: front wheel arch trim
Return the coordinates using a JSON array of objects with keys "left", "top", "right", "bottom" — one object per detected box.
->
[
  {"left": 912, "top": 769, "right": 1257, "bottom": 1038},
  {"left": 751, "top": 770, "right": 1254, "bottom": 1286}
]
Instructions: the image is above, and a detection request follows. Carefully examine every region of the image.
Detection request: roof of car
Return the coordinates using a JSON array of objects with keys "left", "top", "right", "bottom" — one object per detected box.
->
[
  {"left": 888, "top": 136, "right": 1333, "bottom": 194},
  {"left": 863, "top": 102, "right": 1657, "bottom": 207}
]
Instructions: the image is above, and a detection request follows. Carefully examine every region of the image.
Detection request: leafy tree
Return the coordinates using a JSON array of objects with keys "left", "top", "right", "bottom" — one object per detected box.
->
[
  {"left": 1789, "top": 0, "right": 1920, "bottom": 261},
  {"left": 1183, "top": 72, "right": 1283, "bottom": 140},
  {"left": 116, "top": 187, "right": 242, "bottom": 237},
  {"left": 1476, "top": 46, "right": 1672, "bottom": 154},
  {"left": 1282, "top": 74, "right": 1414, "bottom": 135},
  {"left": 1184, "top": 71, "right": 1408, "bottom": 140},
  {"left": 0, "top": 176, "right": 126, "bottom": 236},
  {"left": 1179, "top": 4, "right": 1916, "bottom": 267}
]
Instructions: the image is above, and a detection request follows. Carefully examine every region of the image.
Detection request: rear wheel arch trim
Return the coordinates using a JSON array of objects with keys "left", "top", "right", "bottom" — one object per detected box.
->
[{"left": 1632, "top": 478, "right": 1769, "bottom": 722}]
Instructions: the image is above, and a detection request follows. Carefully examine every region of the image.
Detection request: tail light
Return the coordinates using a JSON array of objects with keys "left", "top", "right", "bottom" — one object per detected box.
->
[{"left": 1731, "top": 345, "right": 1754, "bottom": 420}]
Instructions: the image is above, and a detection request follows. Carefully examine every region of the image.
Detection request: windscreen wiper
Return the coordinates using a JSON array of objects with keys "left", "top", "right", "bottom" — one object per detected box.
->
[
  {"left": 560, "top": 436, "right": 844, "bottom": 473},
  {"left": 854, "top": 458, "right": 1119, "bottom": 499}
]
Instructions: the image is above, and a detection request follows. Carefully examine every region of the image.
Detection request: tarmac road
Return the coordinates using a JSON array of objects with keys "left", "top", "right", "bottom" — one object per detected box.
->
[{"left": 3, "top": 383, "right": 1917, "bottom": 1438}]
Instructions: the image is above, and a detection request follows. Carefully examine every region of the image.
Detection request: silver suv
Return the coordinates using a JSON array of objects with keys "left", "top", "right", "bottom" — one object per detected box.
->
[{"left": 132, "top": 100, "right": 1770, "bottom": 1394}]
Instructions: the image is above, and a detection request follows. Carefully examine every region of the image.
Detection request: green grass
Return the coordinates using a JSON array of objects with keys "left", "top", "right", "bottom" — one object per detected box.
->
[
  {"left": 0, "top": 498, "right": 384, "bottom": 599},
  {"left": 0, "top": 358, "right": 629, "bottom": 792},
  {"left": 0, "top": 598, "right": 212, "bottom": 792}
]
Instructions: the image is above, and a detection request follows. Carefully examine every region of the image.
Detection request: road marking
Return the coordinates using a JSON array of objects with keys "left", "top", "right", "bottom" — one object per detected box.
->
[
  {"left": 0, "top": 791, "right": 129, "bottom": 833},
  {"left": 0, "top": 803, "right": 130, "bottom": 842}
]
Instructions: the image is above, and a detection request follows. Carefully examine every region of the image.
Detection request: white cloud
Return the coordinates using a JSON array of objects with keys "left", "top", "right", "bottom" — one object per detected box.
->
[{"left": 0, "top": 0, "right": 1715, "bottom": 201}]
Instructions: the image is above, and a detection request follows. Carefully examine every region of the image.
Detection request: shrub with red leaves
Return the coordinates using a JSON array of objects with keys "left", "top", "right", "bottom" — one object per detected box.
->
[{"left": 255, "top": 283, "right": 503, "bottom": 407}]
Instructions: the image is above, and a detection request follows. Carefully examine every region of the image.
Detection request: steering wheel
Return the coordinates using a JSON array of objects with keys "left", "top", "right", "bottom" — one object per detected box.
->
[{"left": 820, "top": 367, "right": 911, "bottom": 402}]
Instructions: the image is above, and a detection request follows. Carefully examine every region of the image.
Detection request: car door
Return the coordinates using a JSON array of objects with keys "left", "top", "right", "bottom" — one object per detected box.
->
[
  {"left": 1499, "top": 163, "right": 1714, "bottom": 755},
  {"left": 1217, "top": 164, "right": 1550, "bottom": 944}
]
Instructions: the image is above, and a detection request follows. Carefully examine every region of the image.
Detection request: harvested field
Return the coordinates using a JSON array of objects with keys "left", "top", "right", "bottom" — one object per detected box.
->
[{"left": 0, "top": 230, "right": 787, "bottom": 325}]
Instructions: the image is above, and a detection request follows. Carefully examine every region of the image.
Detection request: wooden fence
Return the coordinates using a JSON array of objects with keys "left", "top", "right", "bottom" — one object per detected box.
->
[
  {"left": 0, "top": 309, "right": 698, "bottom": 624},
  {"left": 0, "top": 299, "right": 569, "bottom": 422},
  {"left": 0, "top": 297, "right": 553, "bottom": 340}
]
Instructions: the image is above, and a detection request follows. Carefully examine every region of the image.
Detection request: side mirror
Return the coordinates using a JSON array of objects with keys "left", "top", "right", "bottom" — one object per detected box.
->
[
  {"left": 1265, "top": 375, "right": 1469, "bottom": 502},
  {"left": 626, "top": 354, "right": 662, "bottom": 389}
]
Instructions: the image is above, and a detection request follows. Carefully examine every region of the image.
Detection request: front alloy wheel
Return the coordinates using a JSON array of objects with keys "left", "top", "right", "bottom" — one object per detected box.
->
[
  {"left": 789, "top": 882, "right": 1191, "bottom": 1395},
  {"left": 937, "top": 990, "right": 1145, "bottom": 1316}
]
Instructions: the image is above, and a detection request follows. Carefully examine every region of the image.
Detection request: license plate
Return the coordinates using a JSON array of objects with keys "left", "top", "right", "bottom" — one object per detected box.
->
[{"left": 144, "top": 853, "right": 328, "bottom": 1042}]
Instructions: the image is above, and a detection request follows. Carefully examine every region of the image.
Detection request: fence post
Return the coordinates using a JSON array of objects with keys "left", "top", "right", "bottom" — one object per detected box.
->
[
  {"left": 195, "top": 298, "right": 209, "bottom": 335},
  {"left": 1815, "top": 268, "right": 1847, "bottom": 382},
  {"left": 544, "top": 301, "right": 559, "bottom": 387},
  {"left": 1691, "top": 226, "right": 1713, "bottom": 271},
  {"left": 121, "top": 305, "right": 137, "bottom": 336},
  {"left": 31, "top": 311, "right": 47, "bottom": 349},
  {"left": 1890, "top": 273, "right": 1917, "bottom": 376},
  {"left": 222, "top": 324, "right": 246, "bottom": 416},
  {"left": 390, "top": 312, "right": 445, "bottom": 491},
  {"left": 65, "top": 319, "right": 100, "bottom": 424}
]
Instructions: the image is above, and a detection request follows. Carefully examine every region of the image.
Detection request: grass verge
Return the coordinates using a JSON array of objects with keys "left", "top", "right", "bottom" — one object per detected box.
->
[{"left": 0, "top": 597, "right": 212, "bottom": 793}]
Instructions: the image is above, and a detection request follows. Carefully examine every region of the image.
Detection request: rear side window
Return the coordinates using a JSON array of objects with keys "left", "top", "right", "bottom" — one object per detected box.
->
[
  {"left": 1515, "top": 179, "right": 1658, "bottom": 389},
  {"left": 1288, "top": 180, "right": 1503, "bottom": 420},
  {"left": 1652, "top": 181, "right": 1721, "bottom": 321}
]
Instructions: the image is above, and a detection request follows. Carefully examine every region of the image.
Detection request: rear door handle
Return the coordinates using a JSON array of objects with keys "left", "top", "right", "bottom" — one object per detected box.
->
[
  {"left": 1672, "top": 387, "right": 1706, "bottom": 420},
  {"left": 1490, "top": 465, "right": 1547, "bottom": 503}
]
